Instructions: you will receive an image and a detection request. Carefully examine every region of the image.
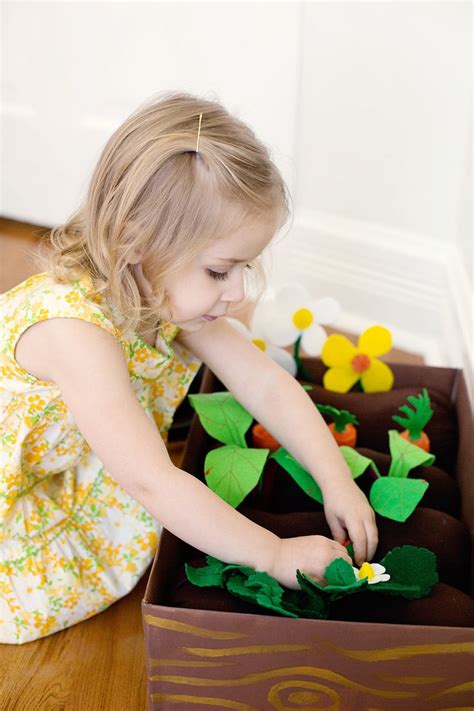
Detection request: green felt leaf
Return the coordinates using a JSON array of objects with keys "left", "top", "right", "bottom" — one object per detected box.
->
[
  {"left": 294, "top": 573, "right": 331, "bottom": 615},
  {"left": 387, "top": 430, "right": 436, "bottom": 478},
  {"left": 367, "top": 582, "right": 422, "bottom": 599},
  {"left": 188, "top": 392, "right": 253, "bottom": 447},
  {"left": 222, "top": 565, "right": 325, "bottom": 619},
  {"left": 296, "top": 564, "right": 367, "bottom": 602},
  {"left": 226, "top": 573, "right": 298, "bottom": 618},
  {"left": 204, "top": 445, "right": 269, "bottom": 508},
  {"left": 379, "top": 545, "right": 438, "bottom": 598},
  {"left": 271, "top": 448, "right": 324, "bottom": 504},
  {"left": 302, "top": 384, "right": 313, "bottom": 391},
  {"left": 222, "top": 563, "right": 257, "bottom": 579},
  {"left": 339, "top": 447, "right": 381, "bottom": 480},
  {"left": 185, "top": 555, "right": 226, "bottom": 588},
  {"left": 246, "top": 571, "right": 284, "bottom": 604},
  {"left": 369, "top": 477, "right": 429, "bottom": 522},
  {"left": 324, "top": 558, "right": 357, "bottom": 586},
  {"left": 226, "top": 570, "right": 284, "bottom": 603},
  {"left": 284, "top": 590, "right": 328, "bottom": 619}
]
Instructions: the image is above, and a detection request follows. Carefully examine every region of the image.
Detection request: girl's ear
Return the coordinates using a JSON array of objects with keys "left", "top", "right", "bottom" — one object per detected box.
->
[{"left": 131, "top": 262, "right": 154, "bottom": 302}]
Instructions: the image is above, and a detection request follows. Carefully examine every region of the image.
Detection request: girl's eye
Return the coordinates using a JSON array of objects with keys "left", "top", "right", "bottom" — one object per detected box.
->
[
  {"left": 206, "top": 264, "right": 252, "bottom": 281},
  {"left": 207, "top": 269, "right": 229, "bottom": 281}
]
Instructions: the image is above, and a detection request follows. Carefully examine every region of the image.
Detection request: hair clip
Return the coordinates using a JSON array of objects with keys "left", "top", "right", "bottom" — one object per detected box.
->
[{"left": 196, "top": 113, "right": 203, "bottom": 153}]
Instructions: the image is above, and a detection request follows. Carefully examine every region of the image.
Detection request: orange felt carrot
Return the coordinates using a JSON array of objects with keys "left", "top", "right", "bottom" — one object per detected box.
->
[
  {"left": 316, "top": 404, "right": 359, "bottom": 447},
  {"left": 252, "top": 423, "right": 281, "bottom": 452},
  {"left": 392, "top": 388, "right": 433, "bottom": 453},
  {"left": 328, "top": 422, "right": 357, "bottom": 448},
  {"left": 399, "top": 429, "right": 430, "bottom": 452}
]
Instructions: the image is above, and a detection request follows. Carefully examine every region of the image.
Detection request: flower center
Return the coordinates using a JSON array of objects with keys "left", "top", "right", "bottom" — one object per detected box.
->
[
  {"left": 351, "top": 353, "right": 371, "bottom": 373},
  {"left": 357, "top": 562, "right": 375, "bottom": 581},
  {"left": 252, "top": 338, "right": 266, "bottom": 351},
  {"left": 292, "top": 308, "right": 314, "bottom": 330}
]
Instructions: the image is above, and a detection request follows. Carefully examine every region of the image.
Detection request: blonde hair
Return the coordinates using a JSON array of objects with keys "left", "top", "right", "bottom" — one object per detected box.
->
[{"left": 35, "top": 90, "right": 292, "bottom": 341}]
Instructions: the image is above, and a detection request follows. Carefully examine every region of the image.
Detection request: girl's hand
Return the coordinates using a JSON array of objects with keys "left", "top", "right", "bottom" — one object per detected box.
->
[
  {"left": 268, "top": 535, "right": 353, "bottom": 590},
  {"left": 322, "top": 479, "right": 378, "bottom": 566}
]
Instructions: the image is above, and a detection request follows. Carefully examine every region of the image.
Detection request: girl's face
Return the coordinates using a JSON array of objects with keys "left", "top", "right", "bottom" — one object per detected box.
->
[{"left": 160, "top": 213, "right": 279, "bottom": 332}]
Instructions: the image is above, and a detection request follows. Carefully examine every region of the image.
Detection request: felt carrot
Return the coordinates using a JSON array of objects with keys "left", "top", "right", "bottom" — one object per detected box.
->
[
  {"left": 316, "top": 404, "right": 359, "bottom": 447},
  {"left": 392, "top": 388, "right": 433, "bottom": 452},
  {"left": 251, "top": 423, "right": 281, "bottom": 453}
]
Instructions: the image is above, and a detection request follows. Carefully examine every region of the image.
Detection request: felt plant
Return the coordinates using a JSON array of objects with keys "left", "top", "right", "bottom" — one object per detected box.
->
[
  {"left": 273, "top": 425, "right": 436, "bottom": 522},
  {"left": 321, "top": 325, "right": 394, "bottom": 393},
  {"left": 189, "top": 390, "right": 435, "bottom": 522},
  {"left": 188, "top": 392, "right": 269, "bottom": 508},
  {"left": 392, "top": 388, "right": 433, "bottom": 452},
  {"left": 250, "top": 284, "right": 340, "bottom": 378},
  {"left": 185, "top": 545, "right": 439, "bottom": 620},
  {"left": 224, "top": 316, "right": 297, "bottom": 376},
  {"left": 316, "top": 404, "right": 359, "bottom": 447}
]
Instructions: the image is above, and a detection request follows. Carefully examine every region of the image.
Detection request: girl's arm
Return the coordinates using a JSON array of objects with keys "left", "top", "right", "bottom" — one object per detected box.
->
[
  {"left": 31, "top": 317, "right": 350, "bottom": 588},
  {"left": 178, "top": 317, "right": 378, "bottom": 565}
]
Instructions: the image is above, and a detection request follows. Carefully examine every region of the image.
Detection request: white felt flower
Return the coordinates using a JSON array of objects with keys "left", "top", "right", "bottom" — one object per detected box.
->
[
  {"left": 352, "top": 562, "right": 391, "bottom": 585},
  {"left": 251, "top": 284, "right": 340, "bottom": 356},
  {"left": 225, "top": 317, "right": 297, "bottom": 376}
]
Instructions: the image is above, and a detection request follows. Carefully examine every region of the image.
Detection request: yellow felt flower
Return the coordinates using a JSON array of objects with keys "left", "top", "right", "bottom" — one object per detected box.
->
[{"left": 321, "top": 325, "right": 394, "bottom": 393}]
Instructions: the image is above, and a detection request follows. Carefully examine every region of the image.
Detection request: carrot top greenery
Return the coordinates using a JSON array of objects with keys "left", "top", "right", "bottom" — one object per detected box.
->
[
  {"left": 316, "top": 404, "right": 359, "bottom": 447},
  {"left": 392, "top": 388, "right": 433, "bottom": 452},
  {"left": 316, "top": 404, "right": 359, "bottom": 433}
]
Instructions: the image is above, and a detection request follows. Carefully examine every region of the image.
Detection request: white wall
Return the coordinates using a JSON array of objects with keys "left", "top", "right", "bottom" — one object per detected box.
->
[
  {"left": 295, "top": 1, "right": 471, "bottom": 247},
  {"left": 2, "top": 1, "right": 300, "bottom": 222},
  {"left": 270, "top": 0, "right": 472, "bottom": 386},
  {"left": 2, "top": 1, "right": 472, "bottom": 383}
]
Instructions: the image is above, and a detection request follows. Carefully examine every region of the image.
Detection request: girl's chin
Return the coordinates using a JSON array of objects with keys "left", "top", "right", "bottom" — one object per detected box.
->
[{"left": 174, "top": 317, "right": 209, "bottom": 332}]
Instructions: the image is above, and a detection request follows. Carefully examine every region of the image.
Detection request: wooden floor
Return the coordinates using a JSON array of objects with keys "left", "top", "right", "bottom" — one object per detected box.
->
[{"left": 0, "top": 218, "right": 424, "bottom": 711}]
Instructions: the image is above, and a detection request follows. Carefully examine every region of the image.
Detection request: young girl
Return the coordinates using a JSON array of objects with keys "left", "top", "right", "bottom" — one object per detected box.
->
[{"left": 0, "top": 90, "right": 377, "bottom": 644}]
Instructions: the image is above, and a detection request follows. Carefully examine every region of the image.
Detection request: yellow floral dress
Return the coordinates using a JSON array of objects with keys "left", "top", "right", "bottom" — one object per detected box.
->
[{"left": 0, "top": 272, "right": 201, "bottom": 644}]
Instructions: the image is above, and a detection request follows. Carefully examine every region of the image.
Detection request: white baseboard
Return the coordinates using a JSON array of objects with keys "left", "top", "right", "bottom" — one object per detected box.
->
[{"left": 268, "top": 208, "right": 473, "bottom": 399}]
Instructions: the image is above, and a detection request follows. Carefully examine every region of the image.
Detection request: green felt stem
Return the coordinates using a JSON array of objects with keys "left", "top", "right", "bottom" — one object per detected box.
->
[{"left": 293, "top": 335, "right": 312, "bottom": 381}]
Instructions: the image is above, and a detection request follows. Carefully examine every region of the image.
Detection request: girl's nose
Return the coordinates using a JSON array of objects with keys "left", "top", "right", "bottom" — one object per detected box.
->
[{"left": 222, "top": 269, "right": 245, "bottom": 304}]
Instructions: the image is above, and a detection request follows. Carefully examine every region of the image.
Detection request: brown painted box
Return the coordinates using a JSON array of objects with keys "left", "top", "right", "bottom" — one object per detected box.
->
[{"left": 142, "top": 361, "right": 474, "bottom": 710}]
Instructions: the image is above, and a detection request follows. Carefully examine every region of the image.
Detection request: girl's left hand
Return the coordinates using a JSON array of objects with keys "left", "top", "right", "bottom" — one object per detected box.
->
[{"left": 321, "top": 479, "right": 378, "bottom": 566}]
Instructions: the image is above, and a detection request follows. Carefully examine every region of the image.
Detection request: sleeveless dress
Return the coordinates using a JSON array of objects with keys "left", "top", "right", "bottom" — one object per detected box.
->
[{"left": 0, "top": 272, "right": 201, "bottom": 644}]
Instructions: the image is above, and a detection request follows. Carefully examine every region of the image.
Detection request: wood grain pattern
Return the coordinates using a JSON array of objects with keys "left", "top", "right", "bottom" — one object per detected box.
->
[{"left": 143, "top": 603, "right": 474, "bottom": 711}]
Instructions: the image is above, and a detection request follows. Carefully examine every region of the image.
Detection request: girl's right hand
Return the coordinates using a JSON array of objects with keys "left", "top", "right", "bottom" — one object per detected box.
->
[{"left": 268, "top": 535, "right": 353, "bottom": 590}]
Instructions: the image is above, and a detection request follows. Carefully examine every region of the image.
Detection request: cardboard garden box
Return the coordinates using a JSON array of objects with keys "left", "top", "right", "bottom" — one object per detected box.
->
[{"left": 142, "top": 360, "right": 473, "bottom": 710}]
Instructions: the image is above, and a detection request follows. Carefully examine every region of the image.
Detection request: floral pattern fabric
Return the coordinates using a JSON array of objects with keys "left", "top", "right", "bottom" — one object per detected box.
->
[{"left": 0, "top": 272, "right": 201, "bottom": 644}]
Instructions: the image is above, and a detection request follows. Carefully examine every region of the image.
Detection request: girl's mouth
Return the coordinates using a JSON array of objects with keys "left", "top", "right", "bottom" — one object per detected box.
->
[{"left": 202, "top": 314, "right": 218, "bottom": 321}]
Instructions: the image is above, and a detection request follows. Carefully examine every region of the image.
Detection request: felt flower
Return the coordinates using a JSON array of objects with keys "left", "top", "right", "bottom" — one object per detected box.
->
[
  {"left": 225, "top": 317, "right": 297, "bottom": 376},
  {"left": 352, "top": 562, "right": 391, "bottom": 585},
  {"left": 251, "top": 284, "right": 341, "bottom": 356},
  {"left": 321, "top": 325, "right": 394, "bottom": 393}
]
